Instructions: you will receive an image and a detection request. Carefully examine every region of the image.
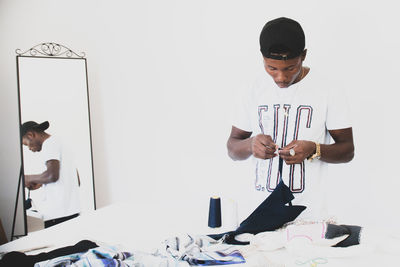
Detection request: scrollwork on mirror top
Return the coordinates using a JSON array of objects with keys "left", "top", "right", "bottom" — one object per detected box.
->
[{"left": 16, "top": 42, "right": 85, "bottom": 58}]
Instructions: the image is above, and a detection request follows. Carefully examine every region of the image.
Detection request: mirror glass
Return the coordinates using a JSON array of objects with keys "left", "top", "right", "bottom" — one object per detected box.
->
[{"left": 17, "top": 49, "right": 95, "bottom": 233}]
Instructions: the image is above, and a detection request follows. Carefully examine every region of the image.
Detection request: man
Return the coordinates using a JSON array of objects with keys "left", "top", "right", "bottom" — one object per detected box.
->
[
  {"left": 227, "top": 17, "right": 354, "bottom": 220},
  {"left": 21, "top": 121, "right": 80, "bottom": 228}
]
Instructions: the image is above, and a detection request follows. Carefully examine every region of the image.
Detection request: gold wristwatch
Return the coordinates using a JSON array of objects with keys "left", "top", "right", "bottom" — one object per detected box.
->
[{"left": 308, "top": 142, "right": 321, "bottom": 161}]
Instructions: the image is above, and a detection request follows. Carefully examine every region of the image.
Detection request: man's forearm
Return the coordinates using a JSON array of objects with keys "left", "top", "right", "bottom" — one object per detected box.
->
[
  {"left": 25, "top": 171, "right": 57, "bottom": 185},
  {"left": 320, "top": 141, "right": 354, "bottom": 163},
  {"left": 227, "top": 137, "right": 253, "bottom": 161}
]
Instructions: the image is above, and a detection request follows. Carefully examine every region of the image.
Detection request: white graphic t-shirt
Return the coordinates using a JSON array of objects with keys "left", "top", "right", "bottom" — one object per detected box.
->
[
  {"left": 38, "top": 136, "right": 81, "bottom": 221},
  {"left": 233, "top": 69, "right": 352, "bottom": 220}
]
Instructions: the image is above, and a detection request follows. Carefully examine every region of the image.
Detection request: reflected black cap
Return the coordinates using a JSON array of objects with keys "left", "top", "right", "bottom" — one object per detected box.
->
[
  {"left": 260, "top": 17, "right": 305, "bottom": 60},
  {"left": 21, "top": 121, "right": 49, "bottom": 137}
]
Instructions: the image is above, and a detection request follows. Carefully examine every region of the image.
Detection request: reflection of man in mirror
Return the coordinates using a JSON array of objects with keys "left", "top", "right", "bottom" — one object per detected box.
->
[{"left": 21, "top": 121, "right": 80, "bottom": 228}]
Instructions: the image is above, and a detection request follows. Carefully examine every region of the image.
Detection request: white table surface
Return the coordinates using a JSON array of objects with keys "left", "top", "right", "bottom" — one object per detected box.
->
[{"left": 1, "top": 202, "right": 399, "bottom": 267}]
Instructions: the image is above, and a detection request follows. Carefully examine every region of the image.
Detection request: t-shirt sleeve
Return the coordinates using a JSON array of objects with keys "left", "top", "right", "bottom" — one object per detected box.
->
[
  {"left": 41, "top": 138, "right": 61, "bottom": 163},
  {"left": 326, "top": 86, "right": 353, "bottom": 130},
  {"left": 231, "top": 87, "right": 253, "bottom": 133}
]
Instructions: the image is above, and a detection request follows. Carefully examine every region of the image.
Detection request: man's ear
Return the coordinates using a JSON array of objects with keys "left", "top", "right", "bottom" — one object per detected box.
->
[
  {"left": 25, "top": 131, "right": 34, "bottom": 140},
  {"left": 301, "top": 49, "right": 307, "bottom": 61}
]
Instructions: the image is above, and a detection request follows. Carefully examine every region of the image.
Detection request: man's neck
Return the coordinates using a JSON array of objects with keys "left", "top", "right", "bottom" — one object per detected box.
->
[{"left": 293, "top": 66, "right": 310, "bottom": 85}]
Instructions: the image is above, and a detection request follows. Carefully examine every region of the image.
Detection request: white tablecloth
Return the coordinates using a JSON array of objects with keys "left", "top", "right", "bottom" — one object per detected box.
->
[{"left": 1, "top": 202, "right": 399, "bottom": 267}]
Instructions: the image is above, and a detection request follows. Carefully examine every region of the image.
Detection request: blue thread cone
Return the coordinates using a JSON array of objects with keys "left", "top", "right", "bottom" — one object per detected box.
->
[{"left": 208, "top": 197, "right": 222, "bottom": 228}]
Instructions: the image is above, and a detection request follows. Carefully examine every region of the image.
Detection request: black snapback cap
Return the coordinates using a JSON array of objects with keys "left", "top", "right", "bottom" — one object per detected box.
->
[
  {"left": 260, "top": 17, "right": 305, "bottom": 60},
  {"left": 21, "top": 121, "right": 49, "bottom": 137}
]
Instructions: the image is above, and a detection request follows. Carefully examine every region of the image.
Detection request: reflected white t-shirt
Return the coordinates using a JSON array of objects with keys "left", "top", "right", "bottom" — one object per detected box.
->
[
  {"left": 38, "top": 136, "right": 80, "bottom": 221},
  {"left": 233, "top": 69, "right": 352, "bottom": 220}
]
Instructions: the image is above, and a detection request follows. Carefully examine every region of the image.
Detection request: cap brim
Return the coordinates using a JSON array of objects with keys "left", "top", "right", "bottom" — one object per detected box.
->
[{"left": 36, "top": 121, "right": 49, "bottom": 131}]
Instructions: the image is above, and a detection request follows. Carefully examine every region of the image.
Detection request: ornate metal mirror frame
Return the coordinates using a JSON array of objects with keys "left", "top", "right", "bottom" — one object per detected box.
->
[{"left": 14, "top": 43, "right": 96, "bottom": 238}]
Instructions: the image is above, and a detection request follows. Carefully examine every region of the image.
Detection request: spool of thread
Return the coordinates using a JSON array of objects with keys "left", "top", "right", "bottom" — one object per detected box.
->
[{"left": 208, "top": 196, "right": 222, "bottom": 228}]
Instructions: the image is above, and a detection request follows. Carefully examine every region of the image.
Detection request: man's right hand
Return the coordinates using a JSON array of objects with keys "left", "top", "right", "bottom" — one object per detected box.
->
[
  {"left": 26, "top": 182, "right": 42, "bottom": 190},
  {"left": 24, "top": 175, "right": 42, "bottom": 190},
  {"left": 251, "top": 134, "right": 278, "bottom": 159},
  {"left": 30, "top": 183, "right": 42, "bottom": 190}
]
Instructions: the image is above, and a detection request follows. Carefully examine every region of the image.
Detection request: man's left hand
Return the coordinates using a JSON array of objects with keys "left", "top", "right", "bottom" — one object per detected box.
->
[{"left": 279, "top": 140, "right": 316, "bottom": 165}]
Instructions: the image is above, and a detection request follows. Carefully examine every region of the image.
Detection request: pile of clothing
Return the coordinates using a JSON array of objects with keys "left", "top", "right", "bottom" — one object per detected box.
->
[{"left": 0, "top": 237, "right": 245, "bottom": 267}]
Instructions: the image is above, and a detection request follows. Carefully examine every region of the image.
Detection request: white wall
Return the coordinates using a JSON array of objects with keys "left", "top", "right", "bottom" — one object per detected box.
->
[{"left": 1, "top": 0, "right": 400, "bottom": 240}]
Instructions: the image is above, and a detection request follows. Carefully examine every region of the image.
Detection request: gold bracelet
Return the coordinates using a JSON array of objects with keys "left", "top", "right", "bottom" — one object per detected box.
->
[{"left": 308, "top": 142, "right": 321, "bottom": 161}]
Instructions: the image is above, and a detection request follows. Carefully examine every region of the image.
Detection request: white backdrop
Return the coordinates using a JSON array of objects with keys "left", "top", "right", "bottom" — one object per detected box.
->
[{"left": 1, "top": 0, "right": 400, "bottom": 240}]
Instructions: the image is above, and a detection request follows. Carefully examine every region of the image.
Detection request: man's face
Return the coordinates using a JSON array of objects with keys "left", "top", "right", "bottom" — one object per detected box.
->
[
  {"left": 22, "top": 132, "right": 42, "bottom": 152},
  {"left": 263, "top": 55, "right": 304, "bottom": 88}
]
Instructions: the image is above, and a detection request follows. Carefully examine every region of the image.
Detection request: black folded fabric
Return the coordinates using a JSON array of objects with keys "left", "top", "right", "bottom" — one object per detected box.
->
[
  {"left": 209, "top": 159, "right": 306, "bottom": 245},
  {"left": 236, "top": 180, "right": 306, "bottom": 235},
  {"left": 0, "top": 240, "right": 98, "bottom": 267},
  {"left": 326, "top": 224, "right": 362, "bottom": 247}
]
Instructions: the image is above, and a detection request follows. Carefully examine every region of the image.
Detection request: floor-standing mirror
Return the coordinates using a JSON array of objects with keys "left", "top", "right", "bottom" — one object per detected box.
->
[{"left": 16, "top": 43, "right": 96, "bottom": 234}]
